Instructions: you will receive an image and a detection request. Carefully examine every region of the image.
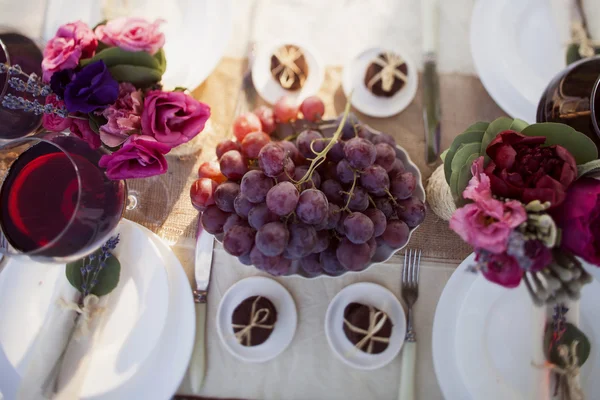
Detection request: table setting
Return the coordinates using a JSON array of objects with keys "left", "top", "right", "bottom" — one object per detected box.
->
[{"left": 0, "top": 0, "right": 600, "bottom": 399}]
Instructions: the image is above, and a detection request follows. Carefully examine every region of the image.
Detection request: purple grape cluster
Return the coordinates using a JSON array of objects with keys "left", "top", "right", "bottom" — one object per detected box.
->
[{"left": 198, "top": 99, "right": 426, "bottom": 277}]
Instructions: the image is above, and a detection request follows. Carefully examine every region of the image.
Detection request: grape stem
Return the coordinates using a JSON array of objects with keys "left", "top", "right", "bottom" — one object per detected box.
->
[
  {"left": 295, "top": 98, "right": 353, "bottom": 187},
  {"left": 368, "top": 195, "right": 377, "bottom": 208},
  {"left": 341, "top": 171, "right": 358, "bottom": 212},
  {"left": 384, "top": 188, "right": 398, "bottom": 206}
]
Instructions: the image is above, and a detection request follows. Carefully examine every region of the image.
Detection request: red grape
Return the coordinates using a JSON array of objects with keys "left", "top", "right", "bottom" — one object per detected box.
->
[
  {"left": 273, "top": 96, "right": 299, "bottom": 123},
  {"left": 327, "top": 141, "right": 345, "bottom": 162},
  {"left": 300, "top": 96, "right": 325, "bottom": 122},
  {"left": 382, "top": 220, "right": 410, "bottom": 248},
  {"left": 279, "top": 140, "right": 304, "bottom": 165},
  {"left": 338, "top": 113, "right": 360, "bottom": 140},
  {"left": 312, "top": 230, "right": 330, "bottom": 253},
  {"left": 296, "top": 189, "right": 329, "bottom": 225},
  {"left": 255, "top": 221, "right": 289, "bottom": 256},
  {"left": 250, "top": 246, "right": 291, "bottom": 276},
  {"left": 223, "top": 214, "right": 244, "bottom": 233},
  {"left": 248, "top": 203, "right": 279, "bottom": 229},
  {"left": 241, "top": 131, "right": 271, "bottom": 158},
  {"left": 294, "top": 166, "right": 321, "bottom": 190},
  {"left": 375, "top": 143, "right": 396, "bottom": 172},
  {"left": 266, "top": 181, "right": 299, "bottom": 216},
  {"left": 336, "top": 159, "right": 355, "bottom": 184},
  {"left": 253, "top": 105, "right": 276, "bottom": 134},
  {"left": 315, "top": 203, "right": 341, "bottom": 230},
  {"left": 233, "top": 112, "right": 262, "bottom": 141},
  {"left": 216, "top": 140, "right": 241, "bottom": 159},
  {"left": 220, "top": 150, "right": 248, "bottom": 180},
  {"left": 344, "top": 186, "right": 369, "bottom": 212},
  {"left": 335, "top": 212, "right": 349, "bottom": 235},
  {"left": 390, "top": 172, "right": 416, "bottom": 200},
  {"left": 234, "top": 194, "right": 253, "bottom": 218},
  {"left": 371, "top": 132, "right": 396, "bottom": 146},
  {"left": 344, "top": 137, "right": 376, "bottom": 170},
  {"left": 190, "top": 178, "right": 218, "bottom": 211},
  {"left": 320, "top": 244, "right": 346, "bottom": 275},
  {"left": 223, "top": 223, "right": 254, "bottom": 256},
  {"left": 301, "top": 253, "right": 322, "bottom": 276},
  {"left": 396, "top": 197, "right": 426, "bottom": 228},
  {"left": 284, "top": 223, "right": 317, "bottom": 259},
  {"left": 367, "top": 237, "right": 377, "bottom": 258},
  {"left": 321, "top": 179, "right": 344, "bottom": 205},
  {"left": 201, "top": 205, "right": 230, "bottom": 234},
  {"left": 343, "top": 212, "right": 374, "bottom": 244},
  {"left": 360, "top": 164, "right": 390, "bottom": 195},
  {"left": 258, "top": 143, "right": 287, "bottom": 177},
  {"left": 214, "top": 181, "right": 240, "bottom": 212},
  {"left": 240, "top": 170, "right": 274, "bottom": 203},
  {"left": 198, "top": 160, "right": 226, "bottom": 183},
  {"left": 388, "top": 158, "right": 406, "bottom": 178},
  {"left": 336, "top": 238, "right": 370, "bottom": 271},
  {"left": 364, "top": 208, "right": 387, "bottom": 237},
  {"left": 374, "top": 196, "right": 395, "bottom": 219},
  {"left": 296, "top": 129, "right": 325, "bottom": 159}
]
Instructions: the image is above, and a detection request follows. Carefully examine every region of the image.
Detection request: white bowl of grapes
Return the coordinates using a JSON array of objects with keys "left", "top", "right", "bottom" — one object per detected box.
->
[{"left": 190, "top": 96, "right": 426, "bottom": 278}]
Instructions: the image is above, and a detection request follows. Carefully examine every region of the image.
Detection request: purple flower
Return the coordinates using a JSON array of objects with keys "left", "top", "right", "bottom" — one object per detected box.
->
[
  {"left": 476, "top": 250, "right": 524, "bottom": 288},
  {"left": 64, "top": 60, "right": 118, "bottom": 113},
  {"left": 49, "top": 68, "right": 75, "bottom": 99},
  {"left": 99, "top": 135, "right": 170, "bottom": 180}
]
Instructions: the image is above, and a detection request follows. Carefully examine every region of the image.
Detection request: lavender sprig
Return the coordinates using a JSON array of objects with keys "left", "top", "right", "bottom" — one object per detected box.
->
[
  {"left": 550, "top": 303, "right": 569, "bottom": 350},
  {"left": 80, "top": 234, "right": 120, "bottom": 297}
]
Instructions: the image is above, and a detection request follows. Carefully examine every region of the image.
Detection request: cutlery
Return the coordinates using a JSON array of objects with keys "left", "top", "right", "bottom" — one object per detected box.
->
[
  {"left": 399, "top": 249, "right": 421, "bottom": 400},
  {"left": 421, "top": 0, "right": 441, "bottom": 165}
]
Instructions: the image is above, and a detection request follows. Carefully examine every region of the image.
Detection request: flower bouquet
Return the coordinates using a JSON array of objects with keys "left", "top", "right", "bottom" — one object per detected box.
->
[
  {"left": 2, "top": 18, "right": 210, "bottom": 179},
  {"left": 443, "top": 117, "right": 600, "bottom": 305}
]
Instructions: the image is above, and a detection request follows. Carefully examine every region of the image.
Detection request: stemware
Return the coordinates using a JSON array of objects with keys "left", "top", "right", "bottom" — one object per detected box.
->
[
  {"left": 0, "top": 29, "right": 44, "bottom": 140},
  {"left": 0, "top": 133, "right": 126, "bottom": 264},
  {"left": 537, "top": 56, "right": 600, "bottom": 147}
]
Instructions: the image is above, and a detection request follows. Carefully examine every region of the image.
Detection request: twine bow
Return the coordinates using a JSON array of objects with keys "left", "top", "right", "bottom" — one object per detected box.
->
[
  {"left": 272, "top": 46, "right": 307, "bottom": 89},
  {"left": 535, "top": 341, "right": 584, "bottom": 400},
  {"left": 571, "top": 21, "right": 600, "bottom": 59},
  {"left": 232, "top": 296, "right": 275, "bottom": 346},
  {"left": 57, "top": 294, "right": 104, "bottom": 340},
  {"left": 343, "top": 306, "right": 390, "bottom": 354},
  {"left": 367, "top": 53, "right": 408, "bottom": 93}
]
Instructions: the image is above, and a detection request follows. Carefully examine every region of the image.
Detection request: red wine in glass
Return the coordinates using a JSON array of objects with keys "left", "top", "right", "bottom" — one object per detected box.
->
[{"left": 0, "top": 135, "right": 126, "bottom": 261}]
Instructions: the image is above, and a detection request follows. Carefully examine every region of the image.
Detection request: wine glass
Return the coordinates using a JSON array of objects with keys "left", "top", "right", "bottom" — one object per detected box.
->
[
  {"left": 0, "top": 133, "right": 126, "bottom": 264},
  {"left": 0, "top": 30, "right": 44, "bottom": 141},
  {"left": 537, "top": 56, "right": 600, "bottom": 147}
]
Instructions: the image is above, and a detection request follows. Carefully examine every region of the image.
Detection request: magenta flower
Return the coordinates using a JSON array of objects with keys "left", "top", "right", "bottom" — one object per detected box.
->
[
  {"left": 99, "top": 135, "right": 170, "bottom": 180},
  {"left": 42, "top": 94, "right": 71, "bottom": 132},
  {"left": 70, "top": 118, "right": 101, "bottom": 149},
  {"left": 99, "top": 83, "right": 143, "bottom": 147},
  {"left": 463, "top": 156, "right": 491, "bottom": 203},
  {"left": 477, "top": 250, "right": 524, "bottom": 288}
]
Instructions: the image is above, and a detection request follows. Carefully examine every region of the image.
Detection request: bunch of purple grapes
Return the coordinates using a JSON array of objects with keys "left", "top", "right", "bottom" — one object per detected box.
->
[{"left": 190, "top": 96, "right": 425, "bottom": 277}]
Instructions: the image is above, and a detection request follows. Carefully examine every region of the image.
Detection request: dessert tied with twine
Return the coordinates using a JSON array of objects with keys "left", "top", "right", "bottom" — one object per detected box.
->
[
  {"left": 343, "top": 302, "right": 393, "bottom": 355},
  {"left": 270, "top": 44, "right": 309, "bottom": 91},
  {"left": 364, "top": 52, "right": 409, "bottom": 98},
  {"left": 232, "top": 296, "right": 278, "bottom": 346}
]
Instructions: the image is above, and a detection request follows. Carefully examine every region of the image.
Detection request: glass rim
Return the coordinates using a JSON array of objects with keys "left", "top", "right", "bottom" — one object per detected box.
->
[
  {"left": 0, "top": 136, "right": 84, "bottom": 258},
  {"left": 591, "top": 72, "right": 600, "bottom": 138},
  {"left": 0, "top": 35, "right": 10, "bottom": 101}
]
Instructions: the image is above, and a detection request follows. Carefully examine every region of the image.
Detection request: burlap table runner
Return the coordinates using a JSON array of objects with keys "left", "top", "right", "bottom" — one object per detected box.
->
[{"left": 126, "top": 57, "right": 506, "bottom": 276}]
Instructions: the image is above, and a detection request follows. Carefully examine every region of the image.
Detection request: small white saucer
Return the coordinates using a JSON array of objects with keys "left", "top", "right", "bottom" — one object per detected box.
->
[
  {"left": 342, "top": 47, "right": 418, "bottom": 118},
  {"left": 216, "top": 276, "right": 297, "bottom": 363},
  {"left": 252, "top": 40, "right": 325, "bottom": 105},
  {"left": 325, "top": 282, "right": 406, "bottom": 370}
]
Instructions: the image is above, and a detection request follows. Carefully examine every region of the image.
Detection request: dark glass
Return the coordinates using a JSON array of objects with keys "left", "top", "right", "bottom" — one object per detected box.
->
[
  {"left": 537, "top": 56, "right": 600, "bottom": 148},
  {"left": 0, "top": 135, "right": 126, "bottom": 262},
  {"left": 0, "top": 31, "right": 44, "bottom": 139}
]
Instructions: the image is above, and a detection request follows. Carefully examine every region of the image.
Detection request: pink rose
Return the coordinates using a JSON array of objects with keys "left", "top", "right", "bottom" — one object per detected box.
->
[
  {"left": 476, "top": 251, "right": 524, "bottom": 288},
  {"left": 70, "top": 118, "right": 101, "bottom": 149},
  {"left": 99, "top": 135, "right": 170, "bottom": 180},
  {"left": 95, "top": 17, "right": 165, "bottom": 55},
  {"left": 450, "top": 197, "right": 527, "bottom": 254},
  {"left": 463, "top": 156, "right": 492, "bottom": 203},
  {"left": 99, "top": 83, "right": 144, "bottom": 147},
  {"left": 141, "top": 90, "right": 210, "bottom": 147},
  {"left": 42, "top": 94, "right": 71, "bottom": 132},
  {"left": 42, "top": 21, "right": 97, "bottom": 82}
]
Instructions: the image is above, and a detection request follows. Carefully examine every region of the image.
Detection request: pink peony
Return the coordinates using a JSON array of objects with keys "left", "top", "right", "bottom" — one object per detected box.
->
[
  {"left": 95, "top": 17, "right": 165, "bottom": 55},
  {"left": 42, "top": 21, "right": 97, "bottom": 82},
  {"left": 141, "top": 90, "right": 211, "bottom": 147},
  {"left": 477, "top": 251, "right": 524, "bottom": 288},
  {"left": 99, "top": 83, "right": 143, "bottom": 147},
  {"left": 70, "top": 118, "right": 101, "bottom": 149},
  {"left": 450, "top": 197, "right": 527, "bottom": 254},
  {"left": 463, "top": 156, "right": 491, "bottom": 203},
  {"left": 99, "top": 135, "right": 171, "bottom": 180},
  {"left": 42, "top": 94, "right": 71, "bottom": 132}
]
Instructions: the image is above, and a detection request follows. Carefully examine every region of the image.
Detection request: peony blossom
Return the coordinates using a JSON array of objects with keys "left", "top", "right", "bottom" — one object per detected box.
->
[
  {"left": 95, "top": 17, "right": 165, "bottom": 55},
  {"left": 99, "top": 83, "right": 144, "bottom": 147},
  {"left": 42, "top": 21, "right": 97, "bottom": 82},
  {"left": 477, "top": 250, "right": 524, "bottom": 288}
]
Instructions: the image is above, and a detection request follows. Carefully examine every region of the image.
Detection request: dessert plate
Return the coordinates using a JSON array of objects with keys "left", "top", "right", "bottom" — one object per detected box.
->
[
  {"left": 325, "top": 282, "right": 405, "bottom": 370},
  {"left": 217, "top": 276, "right": 297, "bottom": 363},
  {"left": 470, "top": 0, "right": 564, "bottom": 122},
  {"left": 43, "top": 0, "right": 232, "bottom": 91}
]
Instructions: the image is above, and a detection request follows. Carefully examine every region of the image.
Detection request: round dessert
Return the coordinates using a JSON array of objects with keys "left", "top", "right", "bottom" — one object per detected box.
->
[
  {"left": 231, "top": 296, "right": 278, "bottom": 346},
  {"left": 342, "top": 302, "right": 393, "bottom": 354},
  {"left": 364, "top": 52, "right": 408, "bottom": 97},
  {"left": 270, "top": 44, "right": 309, "bottom": 91}
]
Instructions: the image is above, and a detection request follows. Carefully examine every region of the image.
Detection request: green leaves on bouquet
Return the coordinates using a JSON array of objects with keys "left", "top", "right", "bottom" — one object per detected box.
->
[
  {"left": 80, "top": 47, "right": 167, "bottom": 87},
  {"left": 544, "top": 322, "right": 591, "bottom": 368},
  {"left": 521, "top": 123, "right": 598, "bottom": 164}
]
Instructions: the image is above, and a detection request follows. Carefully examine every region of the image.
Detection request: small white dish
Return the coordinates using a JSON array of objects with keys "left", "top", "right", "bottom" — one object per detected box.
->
[
  {"left": 342, "top": 48, "right": 418, "bottom": 118},
  {"left": 252, "top": 40, "right": 324, "bottom": 105},
  {"left": 324, "top": 282, "right": 406, "bottom": 370},
  {"left": 216, "top": 276, "right": 297, "bottom": 363}
]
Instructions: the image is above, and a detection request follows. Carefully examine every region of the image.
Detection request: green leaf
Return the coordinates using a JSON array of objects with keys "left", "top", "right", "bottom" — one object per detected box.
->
[
  {"left": 544, "top": 323, "right": 591, "bottom": 368},
  {"left": 463, "top": 121, "right": 490, "bottom": 133},
  {"left": 577, "top": 159, "right": 600, "bottom": 178},
  {"left": 509, "top": 118, "right": 529, "bottom": 132},
  {"left": 154, "top": 48, "right": 167, "bottom": 74},
  {"left": 91, "top": 254, "right": 120, "bottom": 296},
  {"left": 521, "top": 123, "right": 599, "bottom": 164},
  {"left": 109, "top": 65, "right": 163, "bottom": 87},
  {"left": 173, "top": 86, "right": 188, "bottom": 92},
  {"left": 566, "top": 44, "right": 600, "bottom": 65},
  {"left": 443, "top": 130, "right": 485, "bottom": 183},
  {"left": 88, "top": 113, "right": 107, "bottom": 134},
  {"left": 450, "top": 169, "right": 460, "bottom": 202},
  {"left": 456, "top": 154, "right": 479, "bottom": 206},
  {"left": 66, "top": 260, "right": 84, "bottom": 292},
  {"left": 80, "top": 47, "right": 162, "bottom": 71},
  {"left": 440, "top": 148, "right": 449, "bottom": 162},
  {"left": 451, "top": 142, "right": 481, "bottom": 174},
  {"left": 92, "top": 19, "right": 108, "bottom": 31},
  {"left": 481, "top": 117, "right": 513, "bottom": 163}
]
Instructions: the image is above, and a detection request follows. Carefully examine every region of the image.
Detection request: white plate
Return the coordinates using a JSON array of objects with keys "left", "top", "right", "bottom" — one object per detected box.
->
[
  {"left": 43, "top": 0, "right": 232, "bottom": 91},
  {"left": 217, "top": 276, "right": 297, "bottom": 363},
  {"left": 342, "top": 48, "right": 418, "bottom": 118},
  {"left": 470, "top": 0, "right": 564, "bottom": 122},
  {"left": 252, "top": 40, "right": 325, "bottom": 105},
  {"left": 324, "top": 282, "right": 405, "bottom": 370},
  {"left": 0, "top": 220, "right": 170, "bottom": 398},
  {"left": 433, "top": 253, "right": 600, "bottom": 400}
]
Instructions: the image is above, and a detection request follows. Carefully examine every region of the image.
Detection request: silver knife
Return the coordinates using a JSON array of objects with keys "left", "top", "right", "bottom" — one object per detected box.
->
[{"left": 422, "top": 0, "right": 441, "bottom": 165}]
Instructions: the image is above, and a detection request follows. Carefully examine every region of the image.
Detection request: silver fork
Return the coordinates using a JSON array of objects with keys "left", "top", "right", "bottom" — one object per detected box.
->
[{"left": 399, "top": 249, "right": 421, "bottom": 400}]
